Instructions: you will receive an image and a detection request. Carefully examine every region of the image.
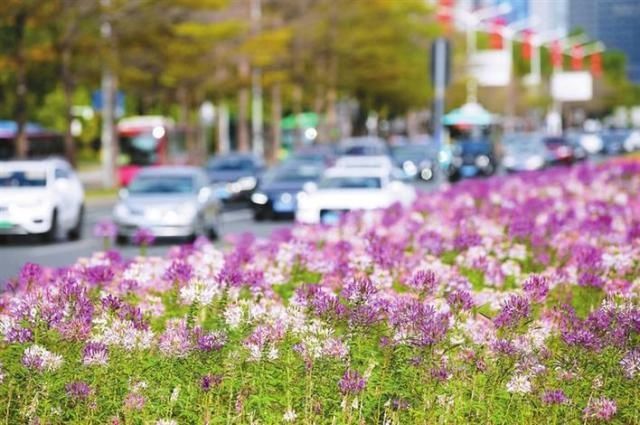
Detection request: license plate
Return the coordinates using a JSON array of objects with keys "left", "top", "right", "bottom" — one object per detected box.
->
[
  {"left": 0, "top": 220, "right": 12, "bottom": 229},
  {"left": 273, "top": 200, "right": 294, "bottom": 213}
]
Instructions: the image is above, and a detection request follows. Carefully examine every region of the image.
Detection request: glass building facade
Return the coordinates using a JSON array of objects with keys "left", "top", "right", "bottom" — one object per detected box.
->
[{"left": 569, "top": 0, "right": 640, "bottom": 82}]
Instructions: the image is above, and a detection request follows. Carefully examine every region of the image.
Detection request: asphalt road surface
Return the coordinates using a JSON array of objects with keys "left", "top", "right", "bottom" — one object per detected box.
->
[
  {"left": 0, "top": 179, "right": 437, "bottom": 285},
  {"left": 0, "top": 202, "right": 290, "bottom": 285}
]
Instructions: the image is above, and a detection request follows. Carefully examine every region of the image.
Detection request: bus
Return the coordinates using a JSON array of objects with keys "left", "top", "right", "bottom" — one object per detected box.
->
[
  {"left": 0, "top": 121, "right": 65, "bottom": 160},
  {"left": 117, "top": 116, "right": 187, "bottom": 186}
]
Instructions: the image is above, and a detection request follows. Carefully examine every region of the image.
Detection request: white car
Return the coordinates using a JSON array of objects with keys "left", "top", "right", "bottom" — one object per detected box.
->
[
  {"left": 334, "top": 155, "right": 394, "bottom": 171},
  {"left": 295, "top": 167, "right": 416, "bottom": 224},
  {"left": 579, "top": 133, "right": 604, "bottom": 155},
  {"left": 0, "top": 158, "right": 85, "bottom": 242},
  {"left": 113, "top": 166, "right": 222, "bottom": 243}
]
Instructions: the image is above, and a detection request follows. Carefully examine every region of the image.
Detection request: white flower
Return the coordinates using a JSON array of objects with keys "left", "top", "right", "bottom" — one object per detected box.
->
[
  {"left": 282, "top": 408, "right": 297, "bottom": 422},
  {"left": 23, "top": 345, "right": 64, "bottom": 372},
  {"left": 0, "top": 361, "right": 4, "bottom": 384},
  {"left": 506, "top": 373, "right": 532, "bottom": 394},
  {"left": 155, "top": 420, "right": 177, "bottom": 425},
  {"left": 170, "top": 386, "right": 180, "bottom": 404},
  {"left": 224, "top": 305, "right": 244, "bottom": 329},
  {"left": 436, "top": 394, "right": 454, "bottom": 408}
]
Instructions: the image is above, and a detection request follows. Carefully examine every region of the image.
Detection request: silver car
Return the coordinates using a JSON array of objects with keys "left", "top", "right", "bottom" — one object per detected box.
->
[{"left": 113, "top": 166, "right": 222, "bottom": 243}]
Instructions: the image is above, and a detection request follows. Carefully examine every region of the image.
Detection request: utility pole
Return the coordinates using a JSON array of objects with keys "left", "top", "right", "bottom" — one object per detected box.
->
[
  {"left": 100, "top": 0, "right": 116, "bottom": 188},
  {"left": 250, "top": 0, "right": 264, "bottom": 158}
]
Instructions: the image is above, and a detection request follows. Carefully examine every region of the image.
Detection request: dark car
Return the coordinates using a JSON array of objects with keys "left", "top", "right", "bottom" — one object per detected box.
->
[
  {"left": 600, "top": 130, "right": 627, "bottom": 156},
  {"left": 250, "top": 161, "right": 324, "bottom": 220},
  {"left": 390, "top": 143, "right": 437, "bottom": 181},
  {"left": 446, "top": 139, "right": 497, "bottom": 182},
  {"left": 205, "top": 153, "right": 265, "bottom": 203},
  {"left": 289, "top": 145, "right": 336, "bottom": 167},
  {"left": 338, "top": 137, "right": 390, "bottom": 156},
  {"left": 543, "top": 136, "right": 576, "bottom": 165}
]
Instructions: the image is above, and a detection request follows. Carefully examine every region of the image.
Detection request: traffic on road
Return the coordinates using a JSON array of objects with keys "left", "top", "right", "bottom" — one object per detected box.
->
[{"left": 1, "top": 123, "right": 635, "bottom": 277}]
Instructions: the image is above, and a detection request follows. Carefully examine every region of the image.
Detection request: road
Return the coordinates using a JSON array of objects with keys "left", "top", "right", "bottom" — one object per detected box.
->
[
  {"left": 0, "top": 179, "right": 436, "bottom": 284},
  {"left": 0, "top": 202, "right": 290, "bottom": 284}
]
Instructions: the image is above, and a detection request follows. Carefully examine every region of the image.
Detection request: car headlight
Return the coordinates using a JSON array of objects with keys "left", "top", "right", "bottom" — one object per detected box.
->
[
  {"left": 237, "top": 176, "right": 257, "bottom": 191},
  {"left": 475, "top": 155, "right": 490, "bottom": 168},
  {"left": 114, "top": 203, "right": 130, "bottom": 218},
  {"left": 251, "top": 192, "right": 268, "bottom": 205},
  {"left": 402, "top": 160, "right": 417, "bottom": 176},
  {"left": 525, "top": 156, "right": 544, "bottom": 169}
]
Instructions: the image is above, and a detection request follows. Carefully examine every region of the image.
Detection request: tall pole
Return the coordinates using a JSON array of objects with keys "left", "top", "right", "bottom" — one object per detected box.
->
[
  {"left": 250, "top": 0, "right": 264, "bottom": 158},
  {"left": 466, "top": 23, "right": 477, "bottom": 103},
  {"left": 100, "top": 0, "right": 115, "bottom": 188},
  {"left": 433, "top": 38, "right": 447, "bottom": 161}
]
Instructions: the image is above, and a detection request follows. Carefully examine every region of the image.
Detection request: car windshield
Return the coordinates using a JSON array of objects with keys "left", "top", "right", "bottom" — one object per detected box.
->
[
  {"left": 207, "top": 157, "right": 255, "bottom": 171},
  {"left": 503, "top": 135, "right": 544, "bottom": 153},
  {"left": 118, "top": 132, "right": 159, "bottom": 166},
  {"left": 0, "top": 169, "right": 47, "bottom": 187},
  {"left": 267, "top": 164, "right": 323, "bottom": 184},
  {"left": 543, "top": 137, "right": 569, "bottom": 147},
  {"left": 391, "top": 145, "right": 432, "bottom": 162},
  {"left": 128, "top": 175, "right": 195, "bottom": 194},
  {"left": 319, "top": 176, "right": 382, "bottom": 189}
]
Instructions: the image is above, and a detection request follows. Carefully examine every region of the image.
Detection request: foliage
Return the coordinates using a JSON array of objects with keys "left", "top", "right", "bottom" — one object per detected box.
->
[{"left": 2, "top": 160, "right": 640, "bottom": 423}]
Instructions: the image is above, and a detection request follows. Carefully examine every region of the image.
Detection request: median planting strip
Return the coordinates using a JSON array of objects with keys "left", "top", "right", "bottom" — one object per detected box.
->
[{"left": 1, "top": 160, "right": 640, "bottom": 424}]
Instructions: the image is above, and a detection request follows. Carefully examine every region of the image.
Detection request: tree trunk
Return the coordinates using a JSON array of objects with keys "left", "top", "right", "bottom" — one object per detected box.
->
[
  {"left": 292, "top": 84, "right": 303, "bottom": 148},
  {"left": 270, "top": 83, "right": 282, "bottom": 164},
  {"left": 61, "top": 46, "right": 76, "bottom": 166},
  {"left": 237, "top": 61, "right": 250, "bottom": 152},
  {"left": 14, "top": 11, "right": 28, "bottom": 159}
]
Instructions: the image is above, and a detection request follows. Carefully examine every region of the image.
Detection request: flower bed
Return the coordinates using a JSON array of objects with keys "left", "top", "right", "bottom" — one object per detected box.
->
[{"left": 2, "top": 161, "right": 640, "bottom": 424}]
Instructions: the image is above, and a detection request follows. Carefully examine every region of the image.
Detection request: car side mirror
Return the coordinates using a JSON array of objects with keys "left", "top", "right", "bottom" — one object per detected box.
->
[
  {"left": 303, "top": 182, "right": 317, "bottom": 193},
  {"left": 118, "top": 188, "right": 129, "bottom": 199}
]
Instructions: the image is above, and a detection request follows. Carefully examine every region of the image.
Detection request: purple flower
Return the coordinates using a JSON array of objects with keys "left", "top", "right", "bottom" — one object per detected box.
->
[
  {"left": 494, "top": 295, "right": 530, "bottom": 329},
  {"left": 338, "top": 370, "right": 366, "bottom": 395},
  {"left": 195, "top": 330, "right": 227, "bottom": 352},
  {"left": 66, "top": 380, "right": 92, "bottom": 401},
  {"left": 447, "top": 290, "right": 474, "bottom": 312},
  {"left": 583, "top": 397, "right": 617, "bottom": 421},
  {"left": 200, "top": 373, "right": 223, "bottom": 392},
  {"left": 83, "top": 342, "right": 109, "bottom": 366},
  {"left": 406, "top": 270, "right": 438, "bottom": 294},
  {"left": 132, "top": 227, "right": 155, "bottom": 246},
  {"left": 522, "top": 274, "right": 549, "bottom": 303},
  {"left": 84, "top": 265, "right": 114, "bottom": 286},
  {"left": 620, "top": 348, "right": 640, "bottom": 379},
  {"left": 541, "top": 389, "right": 568, "bottom": 405},
  {"left": 123, "top": 392, "right": 145, "bottom": 411},
  {"left": 5, "top": 326, "right": 33, "bottom": 343},
  {"left": 93, "top": 219, "right": 117, "bottom": 239},
  {"left": 163, "top": 260, "right": 193, "bottom": 284}
]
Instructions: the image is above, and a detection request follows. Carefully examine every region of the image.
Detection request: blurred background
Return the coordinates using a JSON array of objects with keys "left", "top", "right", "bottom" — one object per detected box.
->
[{"left": 1, "top": 0, "right": 640, "bottom": 280}]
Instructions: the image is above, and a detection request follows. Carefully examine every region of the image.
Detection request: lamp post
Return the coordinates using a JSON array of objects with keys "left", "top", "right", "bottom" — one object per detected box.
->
[
  {"left": 100, "top": 0, "right": 116, "bottom": 189},
  {"left": 452, "top": 3, "right": 512, "bottom": 103}
]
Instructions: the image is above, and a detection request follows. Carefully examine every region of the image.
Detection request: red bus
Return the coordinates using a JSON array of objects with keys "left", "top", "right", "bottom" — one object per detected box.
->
[{"left": 117, "top": 116, "right": 187, "bottom": 186}]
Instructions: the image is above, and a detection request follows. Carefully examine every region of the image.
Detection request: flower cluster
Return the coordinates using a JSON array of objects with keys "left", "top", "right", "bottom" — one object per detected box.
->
[{"left": 1, "top": 160, "right": 640, "bottom": 423}]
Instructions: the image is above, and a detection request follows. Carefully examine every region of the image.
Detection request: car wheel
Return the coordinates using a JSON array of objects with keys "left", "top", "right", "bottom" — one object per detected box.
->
[
  {"left": 68, "top": 204, "right": 85, "bottom": 241},
  {"left": 207, "top": 226, "right": 219, "bottom": 241},
  {"left": 116, "top": 234, "right": 128, "bottom": 245},
  {"left": 42, "top": 210, "right": 59, "bottom": 243}
]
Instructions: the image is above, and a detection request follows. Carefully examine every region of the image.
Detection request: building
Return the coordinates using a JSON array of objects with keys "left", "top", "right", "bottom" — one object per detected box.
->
[
  {"left": 529, "top": 0, "right": 568, "bottom": 35},
  {"left": 568, "top": 0, "right": 640, "bottom": 82}
]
